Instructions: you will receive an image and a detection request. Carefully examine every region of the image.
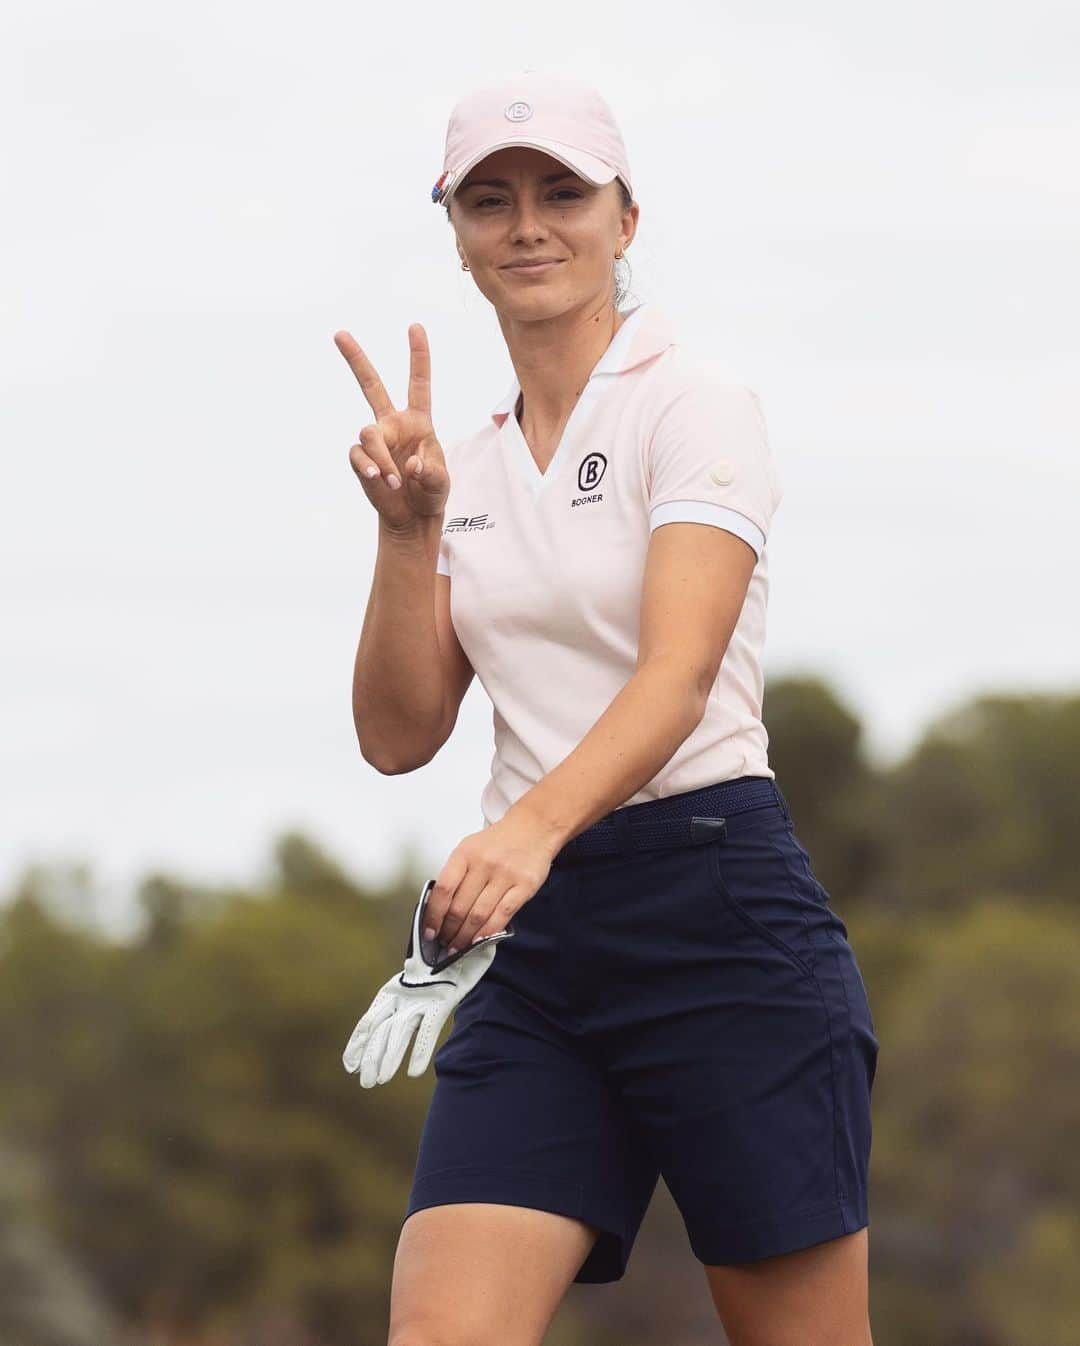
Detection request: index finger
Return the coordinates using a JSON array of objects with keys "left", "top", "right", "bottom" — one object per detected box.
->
[
  {"left": 407, "top": 323, "right": 431, "bottom": 417},
  {"left": 333, "top": 331, "right": 396, "bottom": 419}
]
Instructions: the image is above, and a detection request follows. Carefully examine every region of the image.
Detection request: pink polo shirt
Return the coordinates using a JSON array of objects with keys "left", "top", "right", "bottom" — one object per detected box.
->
[{"left": 436, "top": 300, "right": 783, "bottom": 828}]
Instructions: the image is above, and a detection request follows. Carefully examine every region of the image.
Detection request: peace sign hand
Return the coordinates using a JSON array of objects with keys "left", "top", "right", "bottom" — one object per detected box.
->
[{"left": 334, "top": 323, "right": 450, "bottom": 531}]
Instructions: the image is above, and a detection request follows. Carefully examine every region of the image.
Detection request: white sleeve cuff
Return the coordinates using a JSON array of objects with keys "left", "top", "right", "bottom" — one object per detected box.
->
[
  {"left": 436, "top": 554, "right": 451, "bottom": 576},
  {"left": 648, "top": 499, "right": 765, "bottom": 560}
]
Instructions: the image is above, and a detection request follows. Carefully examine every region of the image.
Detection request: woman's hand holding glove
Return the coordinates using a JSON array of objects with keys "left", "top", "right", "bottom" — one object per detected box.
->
[
  {"left": 341, "top": 806, "right": 564, "bottom": 1087},
  {"left": 341, "top": 879, "right": 514, "bottom": 1088}
]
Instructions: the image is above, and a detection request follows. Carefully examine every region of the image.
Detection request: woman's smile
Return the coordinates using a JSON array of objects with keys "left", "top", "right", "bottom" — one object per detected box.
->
[{"left": 503, "top": 259, "right": 565, "bottom": 275}]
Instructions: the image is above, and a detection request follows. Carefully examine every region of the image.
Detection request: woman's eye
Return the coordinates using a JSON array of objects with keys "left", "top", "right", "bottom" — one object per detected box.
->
[{"left": 473, "top": 190, "right": 583, "bottom": 209}]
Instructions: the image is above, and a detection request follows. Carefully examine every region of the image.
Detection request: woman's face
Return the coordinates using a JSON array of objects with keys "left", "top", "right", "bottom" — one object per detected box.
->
[{"left": 448, "top": 145, "right": 637, "bottom": 320}]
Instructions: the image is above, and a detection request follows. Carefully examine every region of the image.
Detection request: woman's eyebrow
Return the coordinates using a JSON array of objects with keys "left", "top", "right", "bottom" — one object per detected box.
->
[{"left": 460, "top": 170, "right": 580, "bottom": 192}]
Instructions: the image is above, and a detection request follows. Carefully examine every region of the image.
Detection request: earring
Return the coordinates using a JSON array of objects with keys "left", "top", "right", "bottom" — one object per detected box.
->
[
  {"left": 461, "top": 260, "right": 470, "bottom": 270},
  {"left": 615, "top": 249, "right": 624, "bottom": 259}
]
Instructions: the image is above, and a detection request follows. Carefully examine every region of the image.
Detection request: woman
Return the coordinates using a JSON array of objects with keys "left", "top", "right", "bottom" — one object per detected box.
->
[{"left": 336, "top": 71, "right": 880, "bottom": 1346}]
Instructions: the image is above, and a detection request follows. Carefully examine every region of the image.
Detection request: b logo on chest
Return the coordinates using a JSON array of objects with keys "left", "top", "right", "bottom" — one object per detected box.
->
[{"left": 577, "top": 452, "right": 608, "bottom": 494}]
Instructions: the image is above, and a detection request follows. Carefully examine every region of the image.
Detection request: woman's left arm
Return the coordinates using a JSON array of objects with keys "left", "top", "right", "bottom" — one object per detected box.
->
[{"left": 425, "top": 521, "right": 758, "bottom": 951}]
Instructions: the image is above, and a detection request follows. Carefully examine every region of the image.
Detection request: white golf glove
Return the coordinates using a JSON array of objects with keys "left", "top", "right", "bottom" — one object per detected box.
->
[{"left": 342, "top": 877, "right": 515, "bottom": 1088}]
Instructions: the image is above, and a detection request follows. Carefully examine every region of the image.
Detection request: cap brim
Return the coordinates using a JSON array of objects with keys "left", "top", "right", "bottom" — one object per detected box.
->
[{"left": 439, "top": 137, "right": 621, "bottom": 206}]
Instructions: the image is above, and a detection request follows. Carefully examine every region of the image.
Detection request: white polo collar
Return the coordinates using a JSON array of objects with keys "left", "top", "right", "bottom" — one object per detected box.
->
[
  {"left": 487, "top": 301, "right": 678, "bottom": 500},
  {"left": 489, "top": 301, "right": 677, "bottom": 427}
]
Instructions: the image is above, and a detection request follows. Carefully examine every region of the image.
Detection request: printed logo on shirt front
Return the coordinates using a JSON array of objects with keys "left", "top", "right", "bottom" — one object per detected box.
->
[
  {"left": 571, "top": 452, "right": 607, "bottom": 509},
  {"left": 443, "top": 514, "right": 496, "bottom": 534},
  {"left": 577, "top": 453, "right": 607, "bottom": 492}
]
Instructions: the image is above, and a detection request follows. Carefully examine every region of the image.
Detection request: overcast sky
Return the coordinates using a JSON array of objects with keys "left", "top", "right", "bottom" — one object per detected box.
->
[{"left": 3, "top": 1, "right": 1077, "bottom": 932}]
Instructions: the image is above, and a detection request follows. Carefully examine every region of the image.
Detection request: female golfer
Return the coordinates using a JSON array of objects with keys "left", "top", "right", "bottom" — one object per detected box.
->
[{"left": 336, "top": 71, "right": 880, "bottom": 1346}]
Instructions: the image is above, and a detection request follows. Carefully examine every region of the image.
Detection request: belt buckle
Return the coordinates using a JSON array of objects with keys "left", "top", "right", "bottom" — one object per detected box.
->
[{"left": 689, "top": 815, "right": 727, "bottom": 844}]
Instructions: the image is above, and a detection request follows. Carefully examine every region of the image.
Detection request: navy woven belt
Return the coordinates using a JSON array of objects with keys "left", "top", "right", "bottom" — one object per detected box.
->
[{"left": 552, "top": 775, "right": 784, "bottom": 866}]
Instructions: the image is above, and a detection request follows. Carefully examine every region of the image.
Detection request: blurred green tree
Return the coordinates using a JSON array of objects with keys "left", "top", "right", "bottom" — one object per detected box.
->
[
  {"left": 2, "top": 680, "right": 1079, "bottom": 1345},
  {"left": 0, "top": 1137, "right": 135, "bottom": 1346}
]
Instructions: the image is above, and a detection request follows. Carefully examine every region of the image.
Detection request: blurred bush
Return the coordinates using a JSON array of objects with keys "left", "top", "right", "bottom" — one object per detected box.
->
[{"left": 1, "top": 681, "right": 1077, "bottom": 1346}]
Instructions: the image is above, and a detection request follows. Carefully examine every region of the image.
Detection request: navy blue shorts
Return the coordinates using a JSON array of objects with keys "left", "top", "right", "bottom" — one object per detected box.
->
[{"left": 403, "top": 775, "right": 880, "bottom": 1282}]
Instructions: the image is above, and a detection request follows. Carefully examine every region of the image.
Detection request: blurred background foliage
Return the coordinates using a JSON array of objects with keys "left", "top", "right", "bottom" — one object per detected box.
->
[{"left": 1, "top": 677, "right": 1078, "bottom": 1346}]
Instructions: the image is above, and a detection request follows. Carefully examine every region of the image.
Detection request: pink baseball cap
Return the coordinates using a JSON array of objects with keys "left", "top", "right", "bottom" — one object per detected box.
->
[{"left": 431, "top": 70, "right": 633, "bottom": 208}]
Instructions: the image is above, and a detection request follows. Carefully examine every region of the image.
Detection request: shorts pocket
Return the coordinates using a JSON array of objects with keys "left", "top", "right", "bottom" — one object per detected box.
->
[{"left": 704, "top": 820, "right": 825, "bottom": 981}]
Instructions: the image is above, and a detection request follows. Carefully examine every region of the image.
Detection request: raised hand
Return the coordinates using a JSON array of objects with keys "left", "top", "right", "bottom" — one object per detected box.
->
[{"left": 334, "top": 323, "right": 450, "bottom": 531}]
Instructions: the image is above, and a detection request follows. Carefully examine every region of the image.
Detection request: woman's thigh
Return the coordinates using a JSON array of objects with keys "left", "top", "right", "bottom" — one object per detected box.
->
[
  {"left": 704, "top": 1226, "right": 872, "bottom": 1346},
  {"left": 389, "top": 1202, "right": 599, "bottom": 1346}
]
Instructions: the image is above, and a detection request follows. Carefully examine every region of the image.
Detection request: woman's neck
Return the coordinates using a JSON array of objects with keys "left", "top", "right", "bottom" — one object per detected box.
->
[{"left": 504, "top": 303, "right": 626, "bottom": 436}]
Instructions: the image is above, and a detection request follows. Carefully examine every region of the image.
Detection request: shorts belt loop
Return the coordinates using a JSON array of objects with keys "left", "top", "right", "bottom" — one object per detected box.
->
[{"left": 611, "top": 808, "right": 638, "bottom": 856}]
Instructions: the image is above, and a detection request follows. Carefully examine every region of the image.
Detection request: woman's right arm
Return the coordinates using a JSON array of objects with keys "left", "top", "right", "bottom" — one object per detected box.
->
[
  {"left": 333, "top": 323, "right": 472, "bottom": 773},
  {"left": 352, "top": 516, "right": 474, "bottom": 773}
]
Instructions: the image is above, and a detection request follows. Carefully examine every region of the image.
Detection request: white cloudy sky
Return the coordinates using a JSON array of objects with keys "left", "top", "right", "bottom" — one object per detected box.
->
[{"left": 3, "top": 0, "right": 1077, "bottom": 930}]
